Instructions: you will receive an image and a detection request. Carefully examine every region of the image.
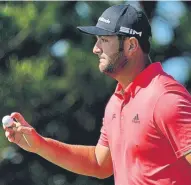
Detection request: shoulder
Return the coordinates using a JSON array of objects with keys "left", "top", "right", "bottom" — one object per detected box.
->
[
  {"left": 155, "top": 72, "right": 190, "bottom": 105},
  {"left": 152, "top": 70, "right": 191, "bottom": 119},
  {"left": 153, "top": 82, "right": 191, "bottom": 125},
  {"left": 151, "top": 69, "right": 190, "bottom": 101}
]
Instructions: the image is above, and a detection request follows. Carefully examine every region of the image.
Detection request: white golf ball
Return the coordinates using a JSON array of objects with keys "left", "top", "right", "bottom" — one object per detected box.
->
[{"left": 2, "top": 115, "right": 13, "bottom": 127}]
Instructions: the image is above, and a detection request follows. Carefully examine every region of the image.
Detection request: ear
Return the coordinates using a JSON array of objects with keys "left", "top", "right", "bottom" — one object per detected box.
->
[{"left": 125, "top": 37, "right": 139, "bottom": 56}]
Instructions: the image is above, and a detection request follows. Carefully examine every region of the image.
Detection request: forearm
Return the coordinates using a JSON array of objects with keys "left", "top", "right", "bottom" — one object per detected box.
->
[{"left": 37, "top": 137, "right": 105, "bottom": 178}]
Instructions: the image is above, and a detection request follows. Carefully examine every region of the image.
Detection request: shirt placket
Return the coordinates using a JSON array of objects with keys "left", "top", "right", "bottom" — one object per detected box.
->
[{"left": 120, "top": 93, "right": 130, "bottom": 134}]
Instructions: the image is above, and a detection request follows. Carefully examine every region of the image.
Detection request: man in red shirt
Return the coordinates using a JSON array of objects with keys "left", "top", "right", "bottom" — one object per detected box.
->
[{"left": 3, "top": 4, "right": 191, "bottom": 185}]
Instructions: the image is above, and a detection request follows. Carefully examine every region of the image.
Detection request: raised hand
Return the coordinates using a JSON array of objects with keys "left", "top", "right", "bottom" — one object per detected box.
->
[{"left": 3, "top": 112, "right": 42, "bottom": 153}]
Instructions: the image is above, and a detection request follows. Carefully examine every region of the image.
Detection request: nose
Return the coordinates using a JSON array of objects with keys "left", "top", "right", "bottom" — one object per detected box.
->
[{"left": 93, "top": 40, "right": 102, "bottom": 55}]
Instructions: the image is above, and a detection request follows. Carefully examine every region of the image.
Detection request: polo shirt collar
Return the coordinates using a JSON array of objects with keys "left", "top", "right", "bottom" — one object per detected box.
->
[{"left": 114, "top": 62, "right": 164, "bottom": 99}]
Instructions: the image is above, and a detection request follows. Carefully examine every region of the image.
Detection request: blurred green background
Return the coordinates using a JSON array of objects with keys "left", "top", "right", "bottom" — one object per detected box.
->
[{"left": 0, "top": 1, "right": 191, "bottom": 185}]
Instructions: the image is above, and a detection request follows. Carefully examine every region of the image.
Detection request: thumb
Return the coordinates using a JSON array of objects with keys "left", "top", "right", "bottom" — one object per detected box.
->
[{"left": 11, "top": 112, "right": 28, "bottom": 126}]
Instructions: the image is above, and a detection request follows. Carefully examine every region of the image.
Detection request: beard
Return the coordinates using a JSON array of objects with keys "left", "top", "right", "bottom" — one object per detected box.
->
[{"left": 100, "top": 51, "right": 128, "bottom": 76}]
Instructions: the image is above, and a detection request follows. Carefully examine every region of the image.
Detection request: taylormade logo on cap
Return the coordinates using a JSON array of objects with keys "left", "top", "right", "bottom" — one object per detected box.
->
[
  {"left": 120, "top": 26, "right": 142, "bottom": 37},
  {"left": 98, "top": 17, "right": 110, "bottom": 24}
]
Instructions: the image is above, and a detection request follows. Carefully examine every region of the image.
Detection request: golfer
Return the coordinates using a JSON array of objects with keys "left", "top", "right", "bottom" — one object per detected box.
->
[{"left": 3, "top": 4, "right": 191, "bottom": 185}]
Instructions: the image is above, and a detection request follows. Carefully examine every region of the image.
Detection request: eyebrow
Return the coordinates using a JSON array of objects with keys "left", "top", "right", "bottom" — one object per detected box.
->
[{"left": 96, "top": 36, "right": 107, "bottom": 39}]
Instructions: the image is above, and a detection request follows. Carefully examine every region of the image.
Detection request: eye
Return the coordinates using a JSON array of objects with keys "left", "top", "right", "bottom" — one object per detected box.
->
[{"left": 101, "top": 38, "right": 108, "bottom": 43}]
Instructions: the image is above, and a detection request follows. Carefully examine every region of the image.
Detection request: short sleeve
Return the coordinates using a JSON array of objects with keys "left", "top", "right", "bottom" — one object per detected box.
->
[
  {"left": 97, "top": 118, "right": 109, "bottom": 147},
  {"left": 153, "top": 90, "right": 191, "bottom": 158}
]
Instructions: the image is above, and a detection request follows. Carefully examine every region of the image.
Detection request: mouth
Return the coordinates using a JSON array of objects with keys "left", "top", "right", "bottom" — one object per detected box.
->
[
  {"left": 99, "top": 58, "right": 105, "bottom": 63},
  {"left": 99, "top": 56, "right": 105, "bottom": 61},
  {"left": 99, "top": 55, "right": 104, "bottom": 59}
]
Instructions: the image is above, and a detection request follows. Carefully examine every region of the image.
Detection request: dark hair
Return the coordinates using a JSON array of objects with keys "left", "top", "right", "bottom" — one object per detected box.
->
[{"left": 139, "top": 38, "right": 150, "bottom": 54}]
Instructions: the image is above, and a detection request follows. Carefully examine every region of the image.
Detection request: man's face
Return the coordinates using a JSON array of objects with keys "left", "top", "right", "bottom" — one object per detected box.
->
[{"left": 93, "top": 36, "right": 128, "bottom": 76}]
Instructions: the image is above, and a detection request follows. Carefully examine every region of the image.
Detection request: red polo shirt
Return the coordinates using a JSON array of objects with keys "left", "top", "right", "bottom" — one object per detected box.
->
[{"left": 98, "top": 62, "right": 191, "bottom": 185}]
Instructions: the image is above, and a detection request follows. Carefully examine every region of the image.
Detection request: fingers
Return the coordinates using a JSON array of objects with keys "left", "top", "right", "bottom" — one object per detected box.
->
[
  {"left": 5, "top": 129, "right": 14, "bottom": 137},
  {"left": 5, "top": 125, "right": 33, "bottom": 135},
  {"left": 5, "top": 129, "right": 15, "bottom": 142},
  {"left": 2, "top": 112, "right": 29, "bottom": 127},
  {"left": 17, "top": 126, "right": 34, "bottom": 135},
  {"left": 3, "top": 122, "right": 17, "bottom": 130},
  {"left": 3, "top": 112, "right": 35, "bottom": 147},
  {"left": 11, "top": 112, "right": 25, "bottom": 123},
  {"left": 4, "top": 126, "right": 34, "bottom": 144},
  {"left": 11, "top": 112, "right": 28, "bottom": 126}
]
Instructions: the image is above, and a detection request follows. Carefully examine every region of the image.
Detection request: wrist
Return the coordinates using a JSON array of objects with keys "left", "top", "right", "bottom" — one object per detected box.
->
[{"left": 35, "top": 134, "right": 46, "bottom": 155}]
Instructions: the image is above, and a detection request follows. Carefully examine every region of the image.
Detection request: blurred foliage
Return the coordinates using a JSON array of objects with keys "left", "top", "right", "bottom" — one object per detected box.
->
[{"left": 0, "top": 1, "right": 191, "bottom": 185}]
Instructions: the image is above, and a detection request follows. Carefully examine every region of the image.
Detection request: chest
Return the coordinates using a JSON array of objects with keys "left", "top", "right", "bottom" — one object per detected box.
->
[{"left": 104, "top": 95, "right": 161, "bottom": 158}]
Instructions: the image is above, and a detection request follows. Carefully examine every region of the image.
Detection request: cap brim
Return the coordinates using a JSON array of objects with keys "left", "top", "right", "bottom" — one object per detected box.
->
[{"left": 77, "top": 26, "right": 116, "bottom": 36}]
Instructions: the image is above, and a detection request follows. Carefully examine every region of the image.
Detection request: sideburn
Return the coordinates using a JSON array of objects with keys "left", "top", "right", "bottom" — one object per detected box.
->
[
  {"left": 104, "top": 36, "right": 127, "bottom": 74},
  {"left": 103, "top": 51, "right": 128, "bottom": 74}
]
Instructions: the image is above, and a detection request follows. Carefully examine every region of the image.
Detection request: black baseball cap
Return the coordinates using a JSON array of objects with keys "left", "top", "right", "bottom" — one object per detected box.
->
[{"left": 77, "top": 4, "right": 152, "bottom": 40}]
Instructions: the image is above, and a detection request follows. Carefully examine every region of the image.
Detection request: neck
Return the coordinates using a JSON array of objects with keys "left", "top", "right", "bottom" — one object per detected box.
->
[{"left": 115, "top": 55, "right": 151, "bottom": 90}]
